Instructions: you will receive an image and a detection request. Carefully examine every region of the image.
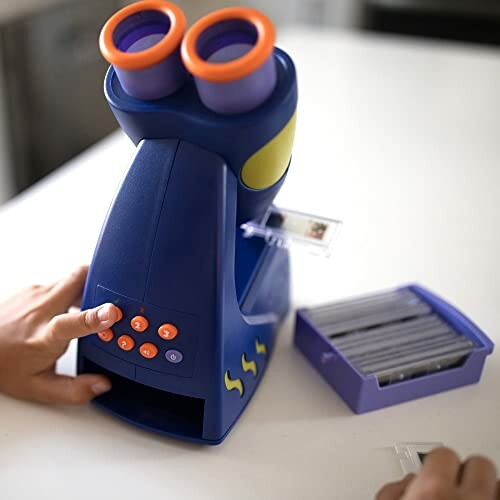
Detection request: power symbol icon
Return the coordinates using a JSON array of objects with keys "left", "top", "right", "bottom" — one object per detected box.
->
[{"left": 165, "top": 349, "right": 183, "bottom": 364}]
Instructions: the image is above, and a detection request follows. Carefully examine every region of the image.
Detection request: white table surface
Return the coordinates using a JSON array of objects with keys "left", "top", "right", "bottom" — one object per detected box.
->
[{"left": 1, "top": 29, "right": 500, "bottom": 500}]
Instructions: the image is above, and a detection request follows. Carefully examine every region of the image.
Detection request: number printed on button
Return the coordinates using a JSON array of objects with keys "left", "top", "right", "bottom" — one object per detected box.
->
[
  {"left": 117, "top": 334, "right": 135, "bottom": 351},
  {"left": 158, "top": 323, "right": 178, "bottom": 341},
  {"left": 130, "top": 316, "right": 149, "bottom": 332},
  {"left": 140, "top": 342, "right": 158, "bottom": 359},
  {"left": 98, "top": 328, "right": 114, "bottom": 342}
]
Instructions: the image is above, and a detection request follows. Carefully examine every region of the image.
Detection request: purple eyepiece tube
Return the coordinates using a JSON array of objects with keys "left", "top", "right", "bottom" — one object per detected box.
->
[
  {"left": 181, "top": 8, "right": 277, "bottom": 114},
  {"left": 100, "top": 0, "right": 187, "bottom": 100}
]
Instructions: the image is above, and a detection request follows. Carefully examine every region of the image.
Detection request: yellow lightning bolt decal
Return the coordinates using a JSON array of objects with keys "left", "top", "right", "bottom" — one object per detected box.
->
[
  {"left": 224, "top": 371, "right": 244, "bottom": 397},
  {"left": 241, "top": 353, "right": 257, "bottom": 377},
  {"left": 255, "top": 338, "right": 267, "bottom": 355}
]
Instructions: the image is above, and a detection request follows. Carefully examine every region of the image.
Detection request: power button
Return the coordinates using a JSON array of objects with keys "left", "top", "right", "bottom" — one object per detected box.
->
[{"left": 165, "top": 349, "right": 183, "bottom": 364}]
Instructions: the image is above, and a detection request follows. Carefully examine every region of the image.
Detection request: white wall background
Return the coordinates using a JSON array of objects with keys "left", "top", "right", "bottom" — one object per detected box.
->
[
  {"left": 0, "top": 0, "right": 362, "bottom": 206},
  {"left": 121, "top": 0, "right": 364, "bottom": 29},
  {"left": 0, "top": 41, "right": 13, "bottom": 205}
]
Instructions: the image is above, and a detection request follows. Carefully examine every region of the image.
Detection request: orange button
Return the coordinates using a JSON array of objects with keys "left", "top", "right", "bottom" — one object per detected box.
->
[
  {"left": 117, "top": 334, "right": 135, "bottom": 351},
  {"left": 114, "top": 306, "right": 123, "bottom": 322},
  {"left": 158, "top": 323, "right": 178, "bottom": 341},
  {"left": 131, "top": 316, "right": 149, "bottom": 332},
  {"left": 98, "top": 328, "right": 114, "bottom": 342},
  {"left": 139, "top": 342, "right": 159, "bottom": 359}
]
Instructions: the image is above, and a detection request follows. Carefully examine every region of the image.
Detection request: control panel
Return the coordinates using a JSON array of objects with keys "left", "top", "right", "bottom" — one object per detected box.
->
[{"left": 89, "top": 285, "right": 200, "bottom": 378}]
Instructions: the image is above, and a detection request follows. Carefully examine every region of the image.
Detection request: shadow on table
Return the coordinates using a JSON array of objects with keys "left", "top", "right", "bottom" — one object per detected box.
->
[{"left": 245, "top": 340, "right": 354, "bottom": 426}]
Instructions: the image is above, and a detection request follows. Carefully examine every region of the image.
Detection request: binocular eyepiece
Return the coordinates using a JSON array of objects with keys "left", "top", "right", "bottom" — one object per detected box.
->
[{"left": 100, "top": 0, "right": 277, "bottom": 114}]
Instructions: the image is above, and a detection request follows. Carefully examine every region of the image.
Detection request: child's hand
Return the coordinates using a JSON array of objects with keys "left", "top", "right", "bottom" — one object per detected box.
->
[
  {"left": 377, "top": 448, "right": 499, "bottom": 500},
  {"left": 0, "top": 266, "right": 118, "bottom": 404}
]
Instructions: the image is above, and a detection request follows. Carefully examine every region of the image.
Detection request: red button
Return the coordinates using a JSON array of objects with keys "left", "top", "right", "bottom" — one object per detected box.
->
[
  {"left": 158, "top": 323, "right": 178, "bottom": 341},
  {"left": 117, "top": 334, "right": 135, "bottom": 351},
  {"left": 98, "top": 329, "right": 114, "bottom": 342},
  {"left": 139, "top": 342, "right": 158, "bottom": 359},
  {"left": 131, "top": 316, "right": 149, "bottom": 332},
  {"left": 114, "top": 306, "right": 123, "bottom": 322}
]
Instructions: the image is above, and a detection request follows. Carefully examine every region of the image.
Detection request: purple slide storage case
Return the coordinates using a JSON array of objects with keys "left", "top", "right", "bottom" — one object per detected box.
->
[{"left": 294, "top": 284, "right": 494, "bottom": 413}]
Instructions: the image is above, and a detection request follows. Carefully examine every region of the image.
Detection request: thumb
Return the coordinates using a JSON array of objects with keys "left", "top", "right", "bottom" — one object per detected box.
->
[{"left": 32, "top": 373, "right": 112, "bottom": 405}]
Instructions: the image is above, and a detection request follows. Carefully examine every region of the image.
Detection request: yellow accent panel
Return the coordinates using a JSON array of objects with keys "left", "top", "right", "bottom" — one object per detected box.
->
[
  {"left": 241, "top": 111, "right": 297, "bottom": 190},
  {"left": 255, "top": 338, "right": 267, "bottom": 355},
  {"left": 224, "top": 370, "right": 244, "bottom": 397},
  {"left": 241, "top": 353, "right": 257, "bottom": 377}
]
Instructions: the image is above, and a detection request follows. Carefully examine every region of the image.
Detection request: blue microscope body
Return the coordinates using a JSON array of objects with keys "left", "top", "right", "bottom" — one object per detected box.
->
[{"left": 77, "top": 49, "right": 297, "bottom": 444}]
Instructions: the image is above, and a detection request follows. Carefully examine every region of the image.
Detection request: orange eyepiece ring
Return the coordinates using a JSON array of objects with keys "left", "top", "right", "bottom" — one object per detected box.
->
[
  {"left": 100, "top": 0, "right": 186, "bottom": 71},
  {"left": 181, "top": 7, "right": 275, "bottom": 83}
]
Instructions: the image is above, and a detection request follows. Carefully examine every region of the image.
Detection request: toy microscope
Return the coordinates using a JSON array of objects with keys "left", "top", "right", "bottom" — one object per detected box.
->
[{"left": 77, "top": 0, "right": 297, "bottom": 444}]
